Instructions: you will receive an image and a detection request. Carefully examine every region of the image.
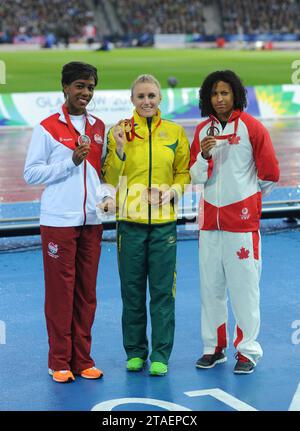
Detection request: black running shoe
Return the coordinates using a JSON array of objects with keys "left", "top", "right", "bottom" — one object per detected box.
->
[
  {"left": 196, "top": 351, "right": 227, "bottom": 369},
  {"left": 234, "top": 352, "right": 255, "bottom": 374}
]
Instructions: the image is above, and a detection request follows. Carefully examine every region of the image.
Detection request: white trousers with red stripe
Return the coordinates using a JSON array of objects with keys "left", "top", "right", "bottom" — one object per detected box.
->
[{"left": 199, "top": 230, "right": 263, "bottom": 365}]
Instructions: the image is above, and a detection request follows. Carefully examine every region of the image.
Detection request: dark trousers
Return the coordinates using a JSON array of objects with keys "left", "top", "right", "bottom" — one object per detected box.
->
[
  {"left": 117, "top": 221, "right": 177, "bottom": 364},
  {"left": 40, "top": 225, "right": 103, "bottom": 373}
]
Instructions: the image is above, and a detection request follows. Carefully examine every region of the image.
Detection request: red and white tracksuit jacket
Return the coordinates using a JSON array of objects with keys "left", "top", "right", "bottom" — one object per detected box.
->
[
  {"left": 24, "top": 108, "right": 113, "bottom": 372},
  {"left": 190, "top": 110, "right": 280, "bottom": 364},
  {"left": 24, "top": 107, "right": 113, "bottom": 226}
]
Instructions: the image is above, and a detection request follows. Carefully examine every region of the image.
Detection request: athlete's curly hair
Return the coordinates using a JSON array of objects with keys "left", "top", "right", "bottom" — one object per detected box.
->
[{"left": 199, "top": 70, "right": 247, "bottom": 117}]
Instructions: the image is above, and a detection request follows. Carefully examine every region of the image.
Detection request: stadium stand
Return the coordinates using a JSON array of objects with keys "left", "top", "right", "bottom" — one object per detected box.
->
[
  {"left": 111, "top": 0, "right": 207, "bottom": 35},
  {"left": 0, "top": 0, "right": 95, "bottom": 44},
  {"left": 218, "top": 0, "right": 300, "bottom": 35},
  {"left": 0, "top": 0, "right": 299, "bottom": 47}
]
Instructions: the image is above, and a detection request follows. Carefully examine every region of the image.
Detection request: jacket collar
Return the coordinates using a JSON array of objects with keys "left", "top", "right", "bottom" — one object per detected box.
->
[
  {"left": 209, "top": 109, "right": 241, "bottom": 124},
  {"left": 58, "top": 105, "right": 96, "bottom": 126},
  {"left": 133, "top": 108, "right": 162, "bottom": 131}
]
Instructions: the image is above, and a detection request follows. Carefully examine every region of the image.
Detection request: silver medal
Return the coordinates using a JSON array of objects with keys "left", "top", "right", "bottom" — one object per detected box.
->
[{"left": 78, "top": 134, "right": 91, "bottom": 146}]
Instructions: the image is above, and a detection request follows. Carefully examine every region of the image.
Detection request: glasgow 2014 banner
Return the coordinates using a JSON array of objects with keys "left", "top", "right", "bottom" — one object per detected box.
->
[{"left": 0, "top": 85, "right": 299, "bottom": 128}]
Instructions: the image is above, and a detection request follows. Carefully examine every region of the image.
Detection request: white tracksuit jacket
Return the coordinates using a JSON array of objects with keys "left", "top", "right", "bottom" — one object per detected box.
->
[
  {"left": 190, "top": 109, "right": 280, "bottom": 364},
  {"left": 24, "top": 107, "right": 113, "bottom": 227}
]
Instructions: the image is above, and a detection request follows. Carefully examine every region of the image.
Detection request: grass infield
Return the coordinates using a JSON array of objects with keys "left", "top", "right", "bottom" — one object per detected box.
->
[{"left": 0, "top": 48, "right": 297, "bottom": 93}]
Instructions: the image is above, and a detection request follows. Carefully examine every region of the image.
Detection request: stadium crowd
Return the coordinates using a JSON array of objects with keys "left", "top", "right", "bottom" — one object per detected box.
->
[
  {"left": 219, "top": 0, "right": 299, "bottom": 34},
  {"left": 0, "top": 0, "right": 299, "bottom": 45},
  {"left": 0, "top": 0, "right": 93, "bottom": 43},
  {"left": 108, "top": 0, "right": 207, "bottom": 35}
]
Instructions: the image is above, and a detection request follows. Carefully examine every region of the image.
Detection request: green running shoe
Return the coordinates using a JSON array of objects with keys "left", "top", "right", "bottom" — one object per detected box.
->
[
  {"left": 126, "top": 357, "right": 145, "bottom": 372},
  {"left": 149, "top": 361, "right": 168, "bottom": 376}
]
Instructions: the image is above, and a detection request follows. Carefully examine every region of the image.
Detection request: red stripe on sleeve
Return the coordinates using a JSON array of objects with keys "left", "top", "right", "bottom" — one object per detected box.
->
[{"left": 240, "top": 112, "right": 280, "bottom": 183}]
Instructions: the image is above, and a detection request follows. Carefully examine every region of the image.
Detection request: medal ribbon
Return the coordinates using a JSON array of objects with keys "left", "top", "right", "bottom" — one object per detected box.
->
[
  {"left": 62, "top": 103, "right": 92, "bottom": 147},
  {"left": 209, "top": 117, "right": 239, "bottom": 143},
  {"left": 124, "top": 116, "right": 162, "bottom": 141},
  {"left": 61, "top": 103, "right": 103, "bottom": 179}
]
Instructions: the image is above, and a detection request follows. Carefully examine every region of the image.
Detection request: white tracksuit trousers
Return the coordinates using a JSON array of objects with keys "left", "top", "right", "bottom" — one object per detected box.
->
[{"left": 199, "top": 230, "right": 263, "bottom": 365}]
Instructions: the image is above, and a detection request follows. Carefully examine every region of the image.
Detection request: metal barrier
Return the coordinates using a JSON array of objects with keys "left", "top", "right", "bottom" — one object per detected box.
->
[{"left": 1, "top": 200, "right": 299, "bottom": 237}]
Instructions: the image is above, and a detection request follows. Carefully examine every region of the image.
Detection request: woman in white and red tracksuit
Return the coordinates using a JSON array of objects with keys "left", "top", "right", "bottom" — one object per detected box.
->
[
  {"left": 24, "top": 62, "right": 114, "bottom": 383},
  {"left": 190, "top": 70, "right": 280, "bottom": 374}
]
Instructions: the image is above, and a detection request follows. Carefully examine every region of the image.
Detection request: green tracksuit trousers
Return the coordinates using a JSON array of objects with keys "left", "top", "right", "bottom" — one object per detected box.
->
[{"left": 117, "top": 221, "right": 177, "bottom": 364}]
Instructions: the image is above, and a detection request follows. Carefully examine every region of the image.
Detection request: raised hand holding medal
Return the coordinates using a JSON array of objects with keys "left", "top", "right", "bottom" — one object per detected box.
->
[
  {"left": 72, "top": 133, "right": 91, "bottom": 165},
  {"left": 113, "top": 120, "right": 127, "bottom": 159},
  {"left": 72, "top": 140, "right": 91, "bottom": 166},
  {"left": 201, "top": 135, "right": 217, "bottom": 160}
]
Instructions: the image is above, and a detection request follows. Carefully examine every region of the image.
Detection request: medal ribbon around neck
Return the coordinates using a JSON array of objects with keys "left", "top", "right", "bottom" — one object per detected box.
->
[
  {"left": 123, "top": 116, "right": 162, "bottom": 142},
  {"left": 62, "top": 103, "right": 92, "bottom": 147},
  {"left": 207, "top": 117, "right": 239, "bottom": 144}
]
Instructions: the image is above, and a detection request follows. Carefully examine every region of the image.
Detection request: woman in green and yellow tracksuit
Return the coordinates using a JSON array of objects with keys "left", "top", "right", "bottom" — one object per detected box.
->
[{"left": 102, "top": 74, "right": 190, "bottom": 376}]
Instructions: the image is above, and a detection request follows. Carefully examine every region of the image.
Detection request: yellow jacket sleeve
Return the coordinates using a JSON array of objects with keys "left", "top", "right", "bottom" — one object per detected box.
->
[
  {"left": 170, "top": 126, "right": 191, "bottom": 199},
  {"left": 101, "top": 127, "right": 126, "bottom": 187}
]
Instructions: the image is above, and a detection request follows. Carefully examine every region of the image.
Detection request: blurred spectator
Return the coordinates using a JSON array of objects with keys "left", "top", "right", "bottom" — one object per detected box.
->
[
  {"left": 216, "top": 37, "right": 225, "bottom": 48},
  {"left": 55, "top": 22, "right": 71, "bottom": 48},
  {"left": 42, "top": 32, "right": 57, "bottom": 49},
  {"left": 83, "top": 21, "right": 97, "bottom": 47}
]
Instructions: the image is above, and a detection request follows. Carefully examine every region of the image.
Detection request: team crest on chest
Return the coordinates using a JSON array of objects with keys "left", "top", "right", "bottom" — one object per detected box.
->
[
  {"left": 94, "top": 133, "right": 103, "bottom": 144},
  {"left": 228, "top": 135, "right": 240, "bottom": 145},
  {"left": 158, "top": 131, "right": 169, "bottom": 139}
]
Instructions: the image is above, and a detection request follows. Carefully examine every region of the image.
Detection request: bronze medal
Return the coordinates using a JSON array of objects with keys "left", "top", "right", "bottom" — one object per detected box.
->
[{"left": 206, "top": 126, "right": 220, "bottom": 137}]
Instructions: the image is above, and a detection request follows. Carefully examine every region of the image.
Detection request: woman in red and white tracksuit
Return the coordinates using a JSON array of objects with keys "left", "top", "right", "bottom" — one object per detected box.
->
[
  {"left": 24, "top": 62, "right": 114, "bottom": 383},
  {"left": 190, "top": 70, "right": 280, "bottom": 374}
]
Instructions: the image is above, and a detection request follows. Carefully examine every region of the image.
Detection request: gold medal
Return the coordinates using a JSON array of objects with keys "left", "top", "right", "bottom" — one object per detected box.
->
[{"left": 123, "top": 121, "right": 132, "bottom": 133}]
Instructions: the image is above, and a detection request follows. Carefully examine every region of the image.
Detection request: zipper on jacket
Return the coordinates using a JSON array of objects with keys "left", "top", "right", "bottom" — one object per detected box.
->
[
  {"left": 83, "top": 160, "right": 87, "bottom": 225},
  {"left": 216, "top": 129, "right": 225, "bottom": 230},
  {"left": 216, "top": 151, "right": 221, "bottom": 230},
  {"left": 147, "top": 117, "right": 153, "bottom": 225},
  {"left": 217, "top": 208, "right": 220, "bottom": 230}
]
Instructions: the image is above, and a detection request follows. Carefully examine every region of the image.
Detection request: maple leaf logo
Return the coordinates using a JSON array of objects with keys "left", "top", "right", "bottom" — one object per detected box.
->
[
  {"left": 228, "top": 135, "right": 240, "bottom": 145},
  {"left": 237, "top": 247, "right": 250, "bottom": 259}
]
